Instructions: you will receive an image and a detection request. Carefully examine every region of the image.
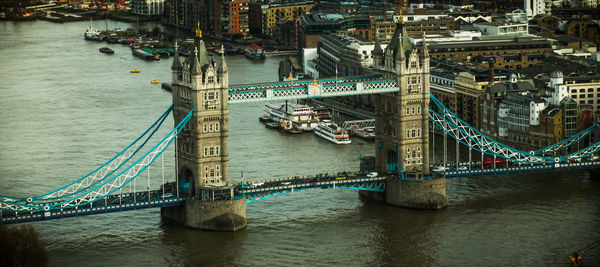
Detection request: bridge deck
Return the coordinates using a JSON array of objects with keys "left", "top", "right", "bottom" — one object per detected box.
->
[
  {"left": 2, "top": 161, "right": 598, "bottom": 224},
  {"left": 443, "top": 161, "right": 600, "bottom": 178},
  {"left": 1, "top": 190, "right": 185, "bottom": 224}
]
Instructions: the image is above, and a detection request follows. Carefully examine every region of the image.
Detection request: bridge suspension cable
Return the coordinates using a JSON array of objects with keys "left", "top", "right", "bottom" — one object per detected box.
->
[
  {"left": 429, "top": 94, "right": 551, "bottom": 163},
  {"left": 429, "top": 93, "right": 600, "bottom": 163},
  {"left": 531, "top": 124, "right": 596, "bottom": 155},
  {"left": 0, "top": 104, "right": 174, "bottom": 205},
  {"left": 30, "top": 104, "right": 174, "bottom": 203},
  {"left": 0, "top": 107, "right": 190, "bottom": 213}
]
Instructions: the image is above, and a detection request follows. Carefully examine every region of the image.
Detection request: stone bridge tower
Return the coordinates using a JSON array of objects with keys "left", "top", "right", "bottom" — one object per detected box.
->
[
  {"left": 370, "top": 22, "right": 447, "bottom": 209},
  {"left": 161, "top": 29, "right": 246, "bottom": 231}
]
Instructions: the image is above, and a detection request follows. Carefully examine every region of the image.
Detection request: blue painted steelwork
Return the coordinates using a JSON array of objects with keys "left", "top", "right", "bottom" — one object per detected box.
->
[
  {"left": 532, "top": 124, "right": 597, "bottom": 155},
  {"left": 228, "top": 75, "right": 382, "bottom": 91},
  {"left": 239, "top": 175, "right": 386, "bottom": 203},
  {"left": 443, "top": 161, "right": 600, "bottom": 178},
  {"left": 429, "top": 94, "right": 600, "bottom": 163},
  {"left": 227, "top": 79, "right": 398, "bottom": 103},
  {"left": 1, "top": 190, "right": 186, "bottom": 224},
  {"left": 0, "top": 104, "right": 174, "bottom": 203},
  {"left": 0, "top": 109, "right": 193, "bottom": 213}
]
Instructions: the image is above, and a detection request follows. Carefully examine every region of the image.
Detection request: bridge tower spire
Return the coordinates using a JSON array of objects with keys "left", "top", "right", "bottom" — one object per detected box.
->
[
  {"left": 369, "top": 22, "right": 447, "bottom": 209},
  {"left": 162, "top": 35, "right": 246, "bottom": 231}
]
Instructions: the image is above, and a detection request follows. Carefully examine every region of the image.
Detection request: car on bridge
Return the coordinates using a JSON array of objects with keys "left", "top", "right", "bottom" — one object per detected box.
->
[
  {"left": 366, "top": 172, "right": 378, "bottom": 178},
  {"left": 432, "top": 166, "right": 446, "bottom": 172}
]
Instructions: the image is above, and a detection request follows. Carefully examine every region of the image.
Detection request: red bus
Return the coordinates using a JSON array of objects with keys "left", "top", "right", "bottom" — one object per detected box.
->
[{"left": 483, "top": 158, "right": 506, "bottom": 168}]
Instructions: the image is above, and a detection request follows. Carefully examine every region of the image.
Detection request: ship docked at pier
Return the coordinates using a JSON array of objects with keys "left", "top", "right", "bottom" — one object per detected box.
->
[
  {"left": 314, "top": 120, "right": 351, "bottom": 144},
  {"left": 262, "top": 102, "right": 319, "bottom": 131}
]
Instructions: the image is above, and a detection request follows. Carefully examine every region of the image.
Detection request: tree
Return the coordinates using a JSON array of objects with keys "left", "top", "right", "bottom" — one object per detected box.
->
[{"left": 0, "top": 224, "right": 48, "bottom": 267}]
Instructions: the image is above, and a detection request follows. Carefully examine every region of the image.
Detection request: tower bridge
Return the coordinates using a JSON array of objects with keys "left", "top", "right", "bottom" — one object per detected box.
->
[{"left": 1, "top": 22, "right": 599, "bottom": 229}]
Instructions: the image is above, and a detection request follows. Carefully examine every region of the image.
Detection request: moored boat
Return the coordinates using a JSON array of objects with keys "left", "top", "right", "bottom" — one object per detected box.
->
[
  {"left": 314, "top": 120, "right": 351, "bottom": 144},
  {"left": 244, "top": 43, "right": 265, "bottom": 60},
  {"left": 132, "top": 48, "right": 159, "bottom": 60},
  {"left": 350, "top": 125, "right": 375, "bottom": 140},
  {"left": 264, "top": 102, "right": 319, "bottom": 131},
  {"left": 84, "top": 20, "right": 103, "bottom": 41},
  {"left": 258, "top": 113, "right": 271, "bottom": 123},
  {"left": 99, "top": 47, "right": 114, "bottom": 54},
  {"left": 279, "top": 119, "right": 302, "bottom": 134}
]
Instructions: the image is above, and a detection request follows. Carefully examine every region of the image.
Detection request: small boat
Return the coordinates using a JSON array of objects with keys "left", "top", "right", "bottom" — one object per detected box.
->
[
  {"left": 350, "top": 125, "right": 375, "bottom": 140},
  {"left": 279, "top": 120, "right": 302, "bottom": 134},
  {"left": 258, "top": 113, "right": 271, "bottom": 123},
  {"left": 151, "top": 80, "right": 159, "bottom": 84},
  {"left": 161, "top": 83, "right": 172, "bottom": 91},
  {"left": 265, "top": 122, "right": 280, "bottom": 130},
  {"left": 314, "top": 120, "right": 351, "bottom": 144},
  {"left": 130, "top": 69, "right": 140, "bottom": 73},
  {"left": 99, "top": 47, "right": 114, "bottom": 54},
  {"left": 244, "top": 43, "right": 265, "bottom": 60},
  {"left": 84, "top": 20, "right": 103, "bottom": 41}
]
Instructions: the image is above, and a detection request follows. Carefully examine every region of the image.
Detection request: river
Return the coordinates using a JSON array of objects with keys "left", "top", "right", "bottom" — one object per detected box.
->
[{"left": 0, "top": 20, "right": 599, "bottom": 266}]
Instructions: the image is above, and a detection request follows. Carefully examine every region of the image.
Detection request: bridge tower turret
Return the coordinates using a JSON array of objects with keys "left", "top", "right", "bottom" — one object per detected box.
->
[
  {"left": 161, "top": 28, "right": 246, "bottom": 231},
  {"left": 369, "top": 22, "right": 447, "bottom": 209}
]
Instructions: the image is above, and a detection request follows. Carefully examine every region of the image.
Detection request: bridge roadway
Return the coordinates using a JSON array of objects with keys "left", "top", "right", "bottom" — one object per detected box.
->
[
  {"left": 3, "top": 160, "right": 598, "bottom": 224},
  {"left": 443, "top": 160, "right": 600, "bottom": 178},
  {"left": 227, "top": 75, "right": 398, "bottom": 103},
  {"left": 237, "top": 172, "right": 386, "bottom": 203},
  {"left": 1, "top": 190, "right": 186, "bottom": 224}
]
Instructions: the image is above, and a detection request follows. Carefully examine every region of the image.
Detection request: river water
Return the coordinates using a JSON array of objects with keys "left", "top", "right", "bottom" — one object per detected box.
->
[{"left": 1, "top": 20, "right": 599, "bottom": 266}]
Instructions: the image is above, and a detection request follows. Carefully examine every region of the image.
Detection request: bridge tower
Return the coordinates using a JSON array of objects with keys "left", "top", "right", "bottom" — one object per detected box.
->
[
  {"left": 369, "top": 21, "right": 447, "bottom": 209},
  {"left": 161, "top": 28, "right": 246, "bottom": 231}
]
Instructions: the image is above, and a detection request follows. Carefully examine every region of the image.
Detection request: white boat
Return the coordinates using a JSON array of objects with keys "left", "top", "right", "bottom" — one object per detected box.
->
[
  {"left": 84, "top": 20, "right": 103, "bottom": 41},
  {"left": 314, "top": 120, "right": 351, "bottom": 144},
  {"left": 264, "top": 102, "right": 319, "bottom": 131},
  {"left": 350, "top": 125, "right": 375, "bottom": 140}
]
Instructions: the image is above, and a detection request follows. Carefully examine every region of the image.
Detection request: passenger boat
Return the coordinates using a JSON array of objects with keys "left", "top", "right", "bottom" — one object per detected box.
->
[
  {"left": 151, "top": 80, "right": 159, "bottom": 84},
  {"left": 314, "top": 120, "right": 351, "bottom": 144},
  {"left": 130, "top": 69, "right": 140, "bottom": 73},
  {"left": 99, "top": 47, "right": 114, "bottom": 54},
  {"left": 244, "top": 43, "right": 265, "bottom": 60},
  {"left": 84, "top": 20, "right": 103, "bottom": 41},
  {"left": 263, "top": 102, "right": 319, "bottom": 131}
]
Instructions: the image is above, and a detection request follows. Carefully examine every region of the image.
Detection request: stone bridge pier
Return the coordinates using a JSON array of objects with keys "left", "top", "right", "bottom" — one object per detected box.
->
[
  {"left": 160, "top": 33, "right": 246, "bottom": 231},
  {"left": 363, "top": 22, "right": 447, "bottom": 209}
]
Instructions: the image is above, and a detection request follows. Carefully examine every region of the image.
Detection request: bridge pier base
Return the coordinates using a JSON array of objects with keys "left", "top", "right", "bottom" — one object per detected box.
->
[
  {"left": 384, "top": 176, "right": 447, "bottom": 209},
  {"left": 161, "top": 198, "right": 247, "bottom": 231},
  {"left": 359, "top": 190, "right": 385, "bottom": 202}
]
